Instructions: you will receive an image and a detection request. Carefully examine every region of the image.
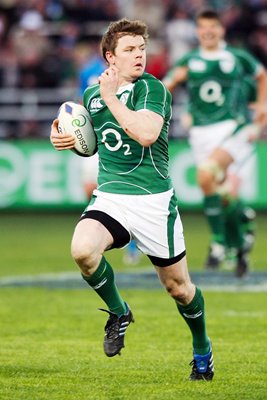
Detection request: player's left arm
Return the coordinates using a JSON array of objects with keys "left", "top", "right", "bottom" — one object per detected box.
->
[
  {"left": 237, "top": 48, "right": 267, "bottom": 128},
  {"left": 99, "top": 67, "right": 163, "bottom": 147},
  {"left": 250, "top": 67, "right": 267, "bottom": 127},
  {"left": 162, "top": 65, "right": 188, "bottom": 92}
]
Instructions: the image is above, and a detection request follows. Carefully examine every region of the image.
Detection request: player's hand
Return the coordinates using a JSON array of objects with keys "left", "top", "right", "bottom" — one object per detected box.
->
[
  {"left": 50, "top": 118, "right": 76, "bottom": 150},
  {"left": 249, "top": 102, "right": 267, "bottom": 127},
  {"left": 99, "top": 66, "right": 119, "bottom": 103},
  {"left": 246, "top": 123, "right": 262, "bottom": 143}
]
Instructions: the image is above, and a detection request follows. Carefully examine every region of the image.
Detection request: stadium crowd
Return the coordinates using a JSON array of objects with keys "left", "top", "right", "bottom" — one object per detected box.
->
[{"left": 1, "top": 0, "right": 267, "bottom": 138}]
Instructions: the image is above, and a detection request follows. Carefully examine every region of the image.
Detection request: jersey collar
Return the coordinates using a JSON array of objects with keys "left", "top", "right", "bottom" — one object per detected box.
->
[{"left": 199, "top": 41, "right": 227, "bottom": 60}]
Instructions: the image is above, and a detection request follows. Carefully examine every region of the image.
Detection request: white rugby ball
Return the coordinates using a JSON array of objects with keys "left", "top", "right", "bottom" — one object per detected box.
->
[{"left": 57, "top": 101, "right": 97, "bottom": 157}]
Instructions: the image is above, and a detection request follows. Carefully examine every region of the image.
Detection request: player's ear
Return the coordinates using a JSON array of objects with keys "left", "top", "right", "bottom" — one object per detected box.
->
[{"left": 106, "top": 51, "right": 115, "bottom": 65}]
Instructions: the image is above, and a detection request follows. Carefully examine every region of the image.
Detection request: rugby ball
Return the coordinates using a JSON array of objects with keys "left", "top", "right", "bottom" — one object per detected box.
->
[{"left": 57, "top": 101, "right": 97, "bottom": 157}]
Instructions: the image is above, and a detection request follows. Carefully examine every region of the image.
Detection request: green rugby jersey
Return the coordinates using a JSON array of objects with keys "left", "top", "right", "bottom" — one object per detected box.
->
[
  {"left": 169, "top": 44, "right": 262, "bottom": 126},
  {"left": 83, "top": 72, "right": 172, "bottom": 195}
]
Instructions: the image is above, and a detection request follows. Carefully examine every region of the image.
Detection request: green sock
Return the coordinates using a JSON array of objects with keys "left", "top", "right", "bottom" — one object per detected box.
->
[
  {"left": 203, "top": 193, "right": 225, "bottom": 244},
  {"left": 82, "top": 256, "right": 127, "bottom": 317},
  {"left": 240, "top": 206, "right": 256, "bottom": 237},
  {"left": 177, "top": 287, "right": 210, "bottom": 355},
  {"left": 223, "top": 199, "right": 244, "bottom": 249}
]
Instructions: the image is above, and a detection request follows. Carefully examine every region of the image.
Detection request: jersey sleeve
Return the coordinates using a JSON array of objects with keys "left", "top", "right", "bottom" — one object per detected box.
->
[
  {"left": 83, "top": 84, "right": 99, "bottom": 110},
  {"left": 173, "top": 52, "right": 191, "bottom": 68},
  {"left": 133, "top": 78, "right": 172, "bottom": 118},
  {"left": 165, "top": 53, "right": 190, "bottom": 80},
  {"left": 234, "top": 48, "right": 263, "bottom": 77}
]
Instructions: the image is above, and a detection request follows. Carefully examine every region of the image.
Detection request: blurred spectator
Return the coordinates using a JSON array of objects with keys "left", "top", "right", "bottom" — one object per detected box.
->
[
  {"left": 11, "top": 10, "right": 54, "bottom": 88},
  {"left": 125, "top": 0, "right": 165, "bottom": 35},
  {"left": 244, "top": 0, "right": 267, "bottom": 68},
  {"left": 0, "top": 11, "right": 8, "bottom": 86},
  {"left": 0, "top": 0, "right": 267, "bottom": 140},
  {"left": 220, "top": 4, "right": 254, "bottom": 46},
  {"left": 180, "top": 0, "right": 207, "bottom": 16},
  {"left": 63, "top": 0, "right": 120, "bottom": 22},
  {"left": 165, "top": 5, "right": 197, "bottom": 64},
  {"left": 0, "top": 10, "right": 7, "bottom": 43},
  {"left": 74, "top": 42, "right": 106, "bottom": 96},
  {"left": 249, "top": 26, "right": 267, "bottom": 66},
  {"left": 146, "top": 41, "right": 169, "bottom": 79},
  {"left": 56, "top": 21, "right": 81, "bottom": 87}
]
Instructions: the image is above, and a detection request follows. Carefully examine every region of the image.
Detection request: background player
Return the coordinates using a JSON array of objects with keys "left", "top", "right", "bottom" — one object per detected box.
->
[
  {"left": 163, "top": 9, "right": 267, "bottom": 277},
  {"left": 50, "top": 18, "right": 214, "bottom": 381}
]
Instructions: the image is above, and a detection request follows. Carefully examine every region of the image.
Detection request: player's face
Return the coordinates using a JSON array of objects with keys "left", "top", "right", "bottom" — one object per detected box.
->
[
  {"left": 108, "top": 35, "right": 146, "bottom": 82},
  {"left": 196, "top": 18, "right": 225, "bottom": 50}
]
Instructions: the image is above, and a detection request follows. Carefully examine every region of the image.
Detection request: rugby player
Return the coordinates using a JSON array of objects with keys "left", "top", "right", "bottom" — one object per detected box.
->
[
  {"left": 164, "top": 9, "right": 267, "bottom": 277},
  {"left": 50, "top": 18, "right": 214, "bottom": 381}
]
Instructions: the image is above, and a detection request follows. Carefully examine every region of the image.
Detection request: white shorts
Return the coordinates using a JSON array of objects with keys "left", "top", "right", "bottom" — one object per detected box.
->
[
  {"left": 82, "top": 188, "right": 186, "bottom": 260},
  {"left": 189, "top": 120, "right": 254, "bottom": 169}
]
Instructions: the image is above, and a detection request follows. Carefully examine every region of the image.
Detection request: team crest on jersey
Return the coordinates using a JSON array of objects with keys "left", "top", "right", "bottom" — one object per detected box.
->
[
  {"left": 219, "top": 58, "right": 235, "bottom": 73},
  {"left": 188, "top": 59, "right": 206, "bottom": 72},
  {"left": 90, "top": 98, "right": 104, "bottom": 111},
  {"left": 119, "top": 92, "right": 130, "bottom": 105}
]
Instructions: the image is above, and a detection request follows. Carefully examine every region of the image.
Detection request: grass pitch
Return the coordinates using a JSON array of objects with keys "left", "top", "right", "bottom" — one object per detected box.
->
[
  {"left": 0, "top": 288, "right": 266, "bottom": 400},
  {"left": 1, "top": 212, "right": 267, "bottom": 399},
  {"left": 1, "top": 211, "right": 267, "bottom": 277}
]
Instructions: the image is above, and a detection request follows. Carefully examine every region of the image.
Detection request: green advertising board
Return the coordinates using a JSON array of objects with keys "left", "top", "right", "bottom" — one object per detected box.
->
[
  {"left": 0, "top": 140, "right": 87, "bottom": 209},
  {"left": 0, "top": 139, "right": 266, "bottom": 210}
]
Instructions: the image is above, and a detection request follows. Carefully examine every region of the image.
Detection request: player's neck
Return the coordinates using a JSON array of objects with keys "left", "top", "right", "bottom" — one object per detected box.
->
[
  {"left": 201, "top": 40, "right": 226, "bottom": 53},
  {"left": 117, "top": 76, "right": 135, "bottom": 87},
  {"left": 202, "top": 46, "right": 219, "bottom": 52}
]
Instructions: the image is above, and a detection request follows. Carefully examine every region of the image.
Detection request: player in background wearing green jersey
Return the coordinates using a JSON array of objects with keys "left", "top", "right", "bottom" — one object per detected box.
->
[
  {"left": 163, "top": 10, "right": 267, "bottom": 277},
  {"left": 50, "top": 18, "right": 214, "bottom": 381}
]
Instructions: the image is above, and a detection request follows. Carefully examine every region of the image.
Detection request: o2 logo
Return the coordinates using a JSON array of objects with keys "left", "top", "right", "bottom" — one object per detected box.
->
[
  {"left": 199, "top": 80, "right": 225, "bottom": 106},
  {"left": 101, "top": 128, "right": 132, "bottom": 155}
]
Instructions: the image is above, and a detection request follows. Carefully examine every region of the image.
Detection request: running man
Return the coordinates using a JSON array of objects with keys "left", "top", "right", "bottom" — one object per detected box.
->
[
  {"left": 164, "top": 9, "right": 267, "bottom": 277},
  {"left": 50, "top": 18, "right": 214, "bottom": 380}
]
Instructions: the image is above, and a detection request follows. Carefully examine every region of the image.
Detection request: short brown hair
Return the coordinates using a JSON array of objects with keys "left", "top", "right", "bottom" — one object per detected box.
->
[
  {"left": 196, "top": 9, "right": 222, "bottom": 24},
  {"left": 101, "top": 18, "right": 149, "bottom": 62}
]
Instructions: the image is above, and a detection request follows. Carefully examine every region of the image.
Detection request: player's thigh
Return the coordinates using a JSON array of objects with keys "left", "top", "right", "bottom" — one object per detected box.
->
[
  {"left": 197, "top": 149, "right": 233, "bottom": 194},
  {"left": 189, "top": 120, "right": 237, "bottom": 164},
  {"left": 209, "top": 147, "right": 234, "bottom": 169},
  {"left": 221, "top": 123, "right": 254, "bottom": 165},
  {"left": 128, "top": 189, "right": 185, "bottom": 259},
  {"left": 71, "top": 218, "right": 113, "bottom": 256}
]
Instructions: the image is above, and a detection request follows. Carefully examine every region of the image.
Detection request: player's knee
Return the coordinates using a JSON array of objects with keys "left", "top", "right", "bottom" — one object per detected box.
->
[
  {"left": 71, "top": 238, "right": 99, "bottom": 272},
  {"left": 165, "top": 280, "right": 189, "bottom": 303},
  {"left": 198, "top": 159, "right": 225, "bottom": 191},
  {"left": 197, "top": 169, "right": 214, "bottom": 192}
]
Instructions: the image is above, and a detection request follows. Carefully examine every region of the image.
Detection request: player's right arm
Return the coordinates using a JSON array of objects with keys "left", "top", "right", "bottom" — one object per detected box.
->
[
  {"left": 50, "top": 118, "right": 76, "bottom": 151},
  {"left": 163, "top": 65, "right": 188, "bottom": 92},
  {"left": 99, "top": 67, "right": 164, "bottom": 147}
]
